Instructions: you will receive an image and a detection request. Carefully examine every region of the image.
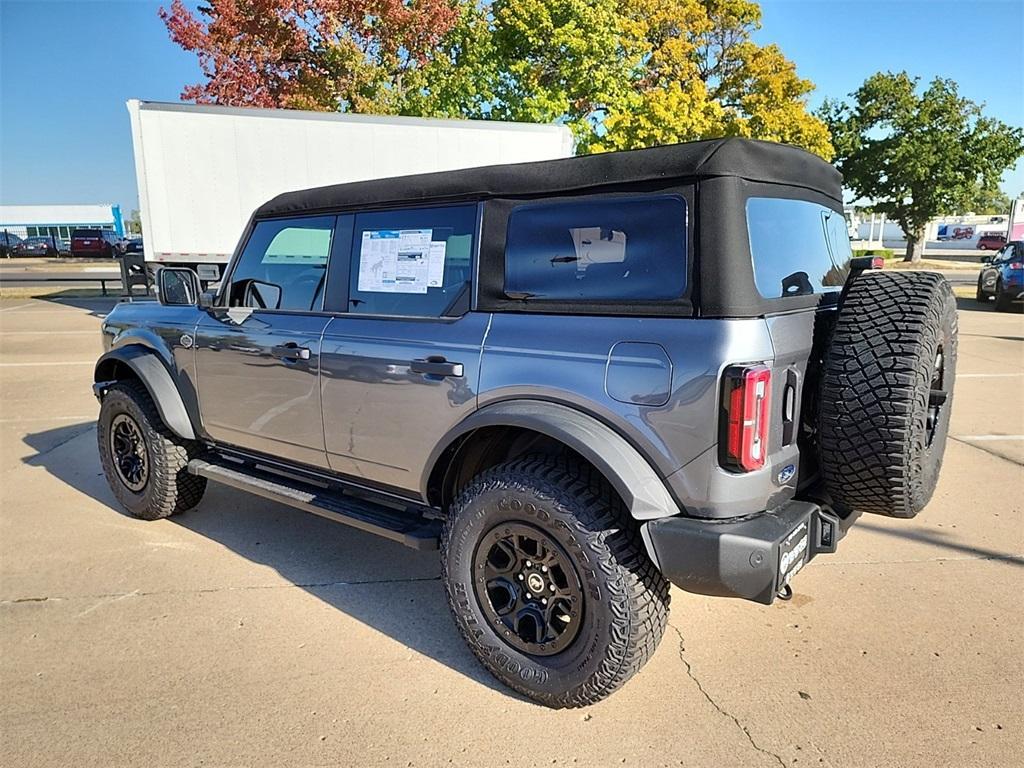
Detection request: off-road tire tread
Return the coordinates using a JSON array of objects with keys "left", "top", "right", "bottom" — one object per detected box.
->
[
  {"left": 818, "top": 271, "right": 956, "bottom": 518},
  {"left": 98, "top": 381, "right": 206, "bottom": 519},
  {"left": 442, "top": 455, "right": 670, "bottom": 708}
]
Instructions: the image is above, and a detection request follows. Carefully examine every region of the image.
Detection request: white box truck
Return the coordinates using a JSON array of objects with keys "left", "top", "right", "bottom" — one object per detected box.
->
[{"left": 127, "top": 100, "right": 574, "bottom": 280}]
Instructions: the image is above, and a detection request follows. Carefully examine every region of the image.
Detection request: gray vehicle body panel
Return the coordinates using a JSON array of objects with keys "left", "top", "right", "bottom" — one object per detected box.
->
[{"left": 319, "top": 312, "right": 490, "bottom": 491}]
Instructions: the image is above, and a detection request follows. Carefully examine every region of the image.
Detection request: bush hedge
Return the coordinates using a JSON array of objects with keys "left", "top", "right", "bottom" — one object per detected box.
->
[{"left": 852, "top": 248, "right": 896, "bottom": 260}]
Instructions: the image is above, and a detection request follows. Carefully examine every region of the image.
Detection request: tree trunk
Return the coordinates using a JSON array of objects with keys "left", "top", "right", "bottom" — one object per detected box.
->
[{"left": 903, "top": 228, "right": 926, "bottom": 263}]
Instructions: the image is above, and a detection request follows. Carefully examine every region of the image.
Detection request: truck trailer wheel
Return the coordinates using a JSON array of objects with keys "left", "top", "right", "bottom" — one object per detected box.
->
[
  {"left": 441, "top": 456, "right": 670, "bottom": 708},
  {"left": 97, "top": 381, "right": 207, "bottom": 520},
  {"left": 818, "top": 271, "right": 957, "bottom": 518}
]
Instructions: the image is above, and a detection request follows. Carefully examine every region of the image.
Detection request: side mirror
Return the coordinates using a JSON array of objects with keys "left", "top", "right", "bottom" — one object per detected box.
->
[
  {"left": 242, "top": 279, "right": 282, "bottom": 310},
  {"left": 981, "top": 255, "right": 993, "bottom": 264},
  {"left": 157, "top": 267, "right": 200, "bottom": 306}
]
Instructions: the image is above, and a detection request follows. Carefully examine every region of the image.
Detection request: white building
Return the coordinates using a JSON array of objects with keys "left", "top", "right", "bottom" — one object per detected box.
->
[{"left": 0, "top": 204, "right": 125, "bottom": 240}]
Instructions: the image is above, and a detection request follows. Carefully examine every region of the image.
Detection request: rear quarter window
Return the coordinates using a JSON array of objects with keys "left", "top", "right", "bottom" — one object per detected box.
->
[
  {"left": 504, "top": 195, "right": 687, "bottom": 301},
  {"left": 746, "top": 197, "right": 850, "bottom": 299}
]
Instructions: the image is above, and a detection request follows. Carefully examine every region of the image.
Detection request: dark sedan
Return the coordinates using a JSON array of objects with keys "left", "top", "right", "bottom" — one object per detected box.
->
[{"left": 13, "top": 236, "right": 60, "bottom": 257}]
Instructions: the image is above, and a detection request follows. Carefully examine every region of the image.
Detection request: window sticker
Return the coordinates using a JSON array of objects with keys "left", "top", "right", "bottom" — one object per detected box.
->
[
  {"left": 358, "top": 229, "right": 432, "bottom": 293},
  {"left": 570, "top": 227, "right": 626, "bottom": 271},
  {"left": 427, "top": 241, "right": 447, "bottom": 288}
]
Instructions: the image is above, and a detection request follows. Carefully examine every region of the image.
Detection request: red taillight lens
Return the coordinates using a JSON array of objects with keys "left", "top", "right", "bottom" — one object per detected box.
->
[
  {"left": 1009, "top": 262, "right": 1023, "bottom": 269},
  {"left": 722, "top": 365, "right": 771, "bottom": 472}
]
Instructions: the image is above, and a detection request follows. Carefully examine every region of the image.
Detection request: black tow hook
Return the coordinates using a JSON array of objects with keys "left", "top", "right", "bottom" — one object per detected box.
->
[{"left": 777, "top": 584, "right": 794, "bottom": 601}]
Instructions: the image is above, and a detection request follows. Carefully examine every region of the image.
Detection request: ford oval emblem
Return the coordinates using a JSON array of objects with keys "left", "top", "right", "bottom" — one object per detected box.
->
[{"left": 777, "top": 464, "right": 796, "bottom": 485}]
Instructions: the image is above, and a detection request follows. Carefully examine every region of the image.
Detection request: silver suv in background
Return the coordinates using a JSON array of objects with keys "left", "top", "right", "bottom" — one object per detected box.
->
[{"left": 93, "top": 139, "right": 958, "bottom": 707}]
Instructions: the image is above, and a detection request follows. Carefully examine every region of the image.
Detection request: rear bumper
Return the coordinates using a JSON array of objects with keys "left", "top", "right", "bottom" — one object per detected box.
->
[{"left": 643, "top": 500, "right": 858, "bottom": 605}]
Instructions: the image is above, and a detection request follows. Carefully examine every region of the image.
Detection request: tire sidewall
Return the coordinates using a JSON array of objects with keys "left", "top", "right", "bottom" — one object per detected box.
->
[
  {"left": 909, "top": 289, "right": 957, "bottom": 512},
  {"left": 443, "top": 481, "right": 622, "bottom": 704}
]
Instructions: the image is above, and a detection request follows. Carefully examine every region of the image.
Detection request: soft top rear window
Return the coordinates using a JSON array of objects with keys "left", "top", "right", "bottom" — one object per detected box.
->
[
  {"left": 504, "top": 195, "right": 687, "bottom": 301},
  {"left": 746, "top": 197, "right": 851, "bottom": 299},
  {"left": 72, "top": 229, "right": 101, "bottom": 238}
]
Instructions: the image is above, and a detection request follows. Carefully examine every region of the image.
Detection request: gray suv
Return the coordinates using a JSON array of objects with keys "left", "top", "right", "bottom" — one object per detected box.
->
[{"left": 93, "top": 139, "right": 958, "bottom": 707}]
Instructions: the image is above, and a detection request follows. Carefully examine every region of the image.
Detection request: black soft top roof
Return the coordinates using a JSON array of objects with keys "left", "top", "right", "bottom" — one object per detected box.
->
[{"left": 255, "top": 137, "right": 842, "bottom": 218}]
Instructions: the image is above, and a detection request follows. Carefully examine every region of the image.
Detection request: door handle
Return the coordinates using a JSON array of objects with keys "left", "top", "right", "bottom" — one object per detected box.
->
[
  {"left": 272, "top": 343, "right": 310, "bottom": 361},
  {"left": 410, "top": 357, "right": 463, "bottom": 377}
]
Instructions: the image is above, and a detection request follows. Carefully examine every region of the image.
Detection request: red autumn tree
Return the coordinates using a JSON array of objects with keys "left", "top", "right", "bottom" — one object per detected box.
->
[{"left": 159, "top": 0, "right": 460, "bottom": 111}]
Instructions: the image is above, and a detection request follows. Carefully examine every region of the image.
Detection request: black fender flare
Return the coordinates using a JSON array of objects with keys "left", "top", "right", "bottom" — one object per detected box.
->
[
  {"left": 423, "top": 400, "right": 681, "bottom": 521},
  {"left": 94, "top": 345, "right": 196, "bottom": 440}
]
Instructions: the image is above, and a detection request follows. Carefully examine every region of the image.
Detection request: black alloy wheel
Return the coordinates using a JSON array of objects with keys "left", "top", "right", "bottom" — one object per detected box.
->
[
  {"left": 473, "top": 522, "right": 584, "bottom": 656},
  {"left": 109, "top": 412, "right": 149, "bottom": 492},
  {"left": 926, "top": 346, "right": 947, "bottom": 448}
]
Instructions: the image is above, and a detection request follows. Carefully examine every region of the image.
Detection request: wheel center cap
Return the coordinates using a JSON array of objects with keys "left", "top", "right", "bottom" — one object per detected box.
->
[{"left": 527, "top": 573, "right": 545, "bottom": 593}]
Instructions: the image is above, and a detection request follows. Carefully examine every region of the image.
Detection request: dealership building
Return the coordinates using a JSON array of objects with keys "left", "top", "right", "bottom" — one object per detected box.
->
[{"left": 0, "top": 204, "right": 125, "bottom": 240}]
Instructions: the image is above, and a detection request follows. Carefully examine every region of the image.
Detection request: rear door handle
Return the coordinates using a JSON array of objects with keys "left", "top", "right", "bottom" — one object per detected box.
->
[
  {"left": 410, "top": 357, "right": 463, "bottom": 377},
  {"left": 272, "top": 343, "right": 310, "bottom": 361}
]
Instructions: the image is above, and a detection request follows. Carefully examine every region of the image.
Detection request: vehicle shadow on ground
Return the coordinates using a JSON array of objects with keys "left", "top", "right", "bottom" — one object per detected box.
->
[
  {"left": 21, "top": 422, "right": 520, "bottom": 700},
  {"left": 855, "top": 520, "right": 1024, "bottom": 567},
  {"left": 35, "top": 295, "right": 119, "bottom": 316}
]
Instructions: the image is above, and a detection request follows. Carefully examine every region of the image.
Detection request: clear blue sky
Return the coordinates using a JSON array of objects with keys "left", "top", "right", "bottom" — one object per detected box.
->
[{"left": 2, "top": 0, "right": 1022, "bottom": 211}]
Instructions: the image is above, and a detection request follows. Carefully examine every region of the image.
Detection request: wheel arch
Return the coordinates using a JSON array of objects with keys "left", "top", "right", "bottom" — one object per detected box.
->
[
  {"left": 423, "top": 400, "right": 681, "bottom": 521},
  {"left": 94, "top": 345, "right": 196, "bottom": 441}
]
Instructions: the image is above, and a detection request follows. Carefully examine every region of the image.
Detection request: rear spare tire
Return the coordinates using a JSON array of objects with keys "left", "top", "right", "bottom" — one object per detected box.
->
[{"left": 818, "top": 271, "right": 957, "bottom": 518}]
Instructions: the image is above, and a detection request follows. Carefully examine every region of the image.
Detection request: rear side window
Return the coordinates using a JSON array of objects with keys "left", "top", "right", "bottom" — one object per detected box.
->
[
  {"left": 504, "top": 196, "right": 686, "bottom": 300},
  {"left": 746, "top": 198, "right": 849, "bottom": 299},
  {"left": 348, "top": 204, "right": 476, "bottom": 317},
  {"left": 228, "top": 216, "right": 334, "bottom": 311}
]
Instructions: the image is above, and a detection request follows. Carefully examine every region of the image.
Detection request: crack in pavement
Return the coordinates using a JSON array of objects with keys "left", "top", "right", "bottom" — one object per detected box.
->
[
  {"left": 0, "top": 575, "right": 442, "bottom": 606},
  {"left": 949, "top": 436, "right": 1024, "bottom": 467},
  {"left": 669, "top": 623, "right": 787, "bottom": 768}
]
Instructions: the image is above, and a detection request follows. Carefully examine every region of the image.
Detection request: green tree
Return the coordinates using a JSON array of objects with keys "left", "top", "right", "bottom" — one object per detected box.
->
[
  {"left": 959, "top": 178, "right": 1012, "bottom": 215},
  {"left": 163, "top": 0, "right": 832, "bottom": 158},
  {"left": 820, "top": 72, "right": 1023, "bottom": 262}
]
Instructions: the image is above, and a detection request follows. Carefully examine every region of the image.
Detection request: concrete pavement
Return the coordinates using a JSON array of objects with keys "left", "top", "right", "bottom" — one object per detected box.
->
[{"left": 1, "top": 295, "right": 1022, "bottom": 768}]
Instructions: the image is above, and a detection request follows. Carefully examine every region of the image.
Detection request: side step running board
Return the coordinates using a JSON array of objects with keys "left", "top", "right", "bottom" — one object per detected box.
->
[{"left": 187, "top": 459, "right": 440, "bottom": 550}]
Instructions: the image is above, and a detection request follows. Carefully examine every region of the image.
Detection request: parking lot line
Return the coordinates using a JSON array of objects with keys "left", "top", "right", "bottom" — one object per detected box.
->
[
  {"left": 0, "top": 415, "right": 94, "bottom": 423},
  {"left": 0, "top": 330, "right": 98, "bottom": 336},
  {"left": 958, "top": 373, "right": 1023, "bottom": 378},
  {"left": 0, "top": 361, "right": 95, "bottom": 367},
  {"left": 954, "top": 435, "right": 1024, "bottom": 441}
]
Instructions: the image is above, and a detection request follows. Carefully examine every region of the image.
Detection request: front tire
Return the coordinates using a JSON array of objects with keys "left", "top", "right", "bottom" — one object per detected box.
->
[
  {"left": 441, "top": 456, "right": 670, "bottom": 708},
  {"left": 97, "top": 381, "right": 206, "bottom": 520}
]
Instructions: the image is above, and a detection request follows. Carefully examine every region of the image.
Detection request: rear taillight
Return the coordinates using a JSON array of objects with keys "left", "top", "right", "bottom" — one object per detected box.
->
[
  {"left": 721, "top": 364, "right": 771, "bottom": 472},
  {"left": 1009, "top": 262, "right": 1023, "bottom": 270}
]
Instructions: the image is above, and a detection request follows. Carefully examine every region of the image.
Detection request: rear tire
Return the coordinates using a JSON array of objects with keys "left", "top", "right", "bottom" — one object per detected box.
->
[
  {"left": 818, "top": 271, "right": 957, "bottom": 518},
  {"left": 97, "top": 381, "right": 206, "bottom": 520},
  {"left": 441, "top": 456, "right": 670, "bottom": 708},
  {"left": 994, "top": 282, "right": 1013, "bottom": 312}
]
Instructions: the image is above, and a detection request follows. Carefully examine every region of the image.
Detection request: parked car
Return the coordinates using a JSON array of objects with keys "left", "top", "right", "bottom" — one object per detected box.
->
[
  {"left": 92, "top": 138, "right": 958, "bottom": 708},
  {"left": 0, "top": 231, "right": 23, "bottom": 257},
  {"left": 14, "top": 236, "right": 60, "bottom": 257},
  {"left": 70, "top": 228, "right": 122, "bottom": 258},
  {"left": 977, "top": 241, "right": 1024, "bottom": 311},
  {"left": 977, "top": 233, "right": 1007, "bottom": 250},
  {"left": 124, "top": 237, "right": 144, "bottom": 254}
]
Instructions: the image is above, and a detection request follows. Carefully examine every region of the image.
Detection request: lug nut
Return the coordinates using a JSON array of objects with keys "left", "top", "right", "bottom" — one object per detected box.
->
[
  {"left": 526, "top": 560, "right": 532, "bottom": 567},
  {"left": 541, "top": 565, "right": 548, "bottom": 572},
  {"left": 526, "top": 592, "right": 533, "bottom": 599},
  {"left": 518, "top": 574, "right": 524, "bottom": 580},
  {"left": 541, "top": 598, "right": 548, "bottom": 605}
]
